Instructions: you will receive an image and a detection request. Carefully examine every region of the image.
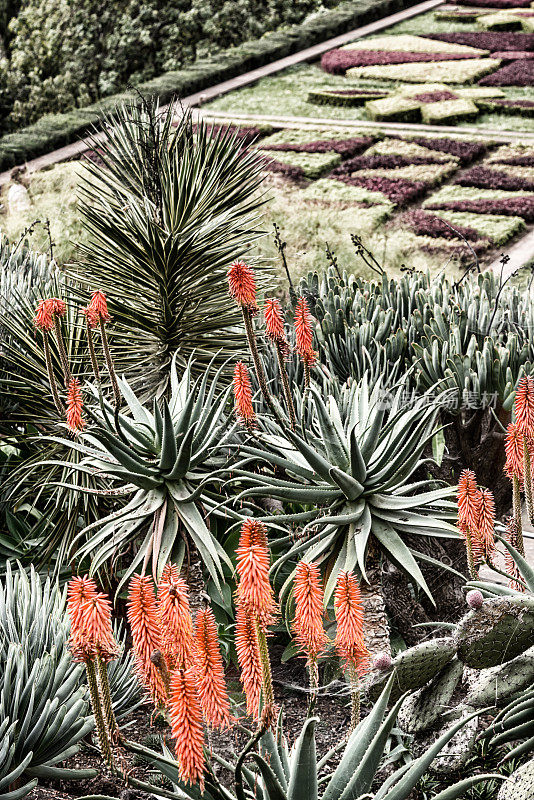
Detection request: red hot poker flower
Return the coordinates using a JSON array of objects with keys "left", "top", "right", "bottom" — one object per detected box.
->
[
  {"left": 233, "top": 362, "right": 255, "bottom": 427},
  {"left": 157, "top": 567, "right": 195, "bottom": 671},
  {"left": 334, "top": 571, "right": 369, "bottom": 677},
  {"left": 235, "top": 604, "right": 263, "bottom": 720},
  {"left": 294, "top": 297, "right": 316, "bottom": 367},
  {"left": 505, "top": 423, "right": 524, "bottom": 483},
  {"left": 127, "top": 574, "right": 168, "bottom": 707},
  {"left": 33, "top": 298, "right": 65, "bottom": 331},
  {"left": 169, "top": 668, "right": 205, "bottom": 789},
  {"left": 79, "top": 592, "right": 120, "bottom": 663},
  {"left": 67, "top": 576, "right": 98, "bottom": 645},
  {"left": 195, "top": 607, "right": 231, "bottom": 729},
  {"left": 66, "top": 377, "right": 85, "bottom": 432},
  {"left": 88, "top": 290, "right": 111, "bottom": 324},
  {"left": 457, "top": 469, "right": 481, "bottom": 533},
  {"left": 264, "top": 298, "right": 289, "bottom": 345},
  {"left": 236, "top": 519, "right": 275, "bottom": 626},
  {"left": 293, "top": 561, "right": 329, "bottom": 662},
  {"left": 514, "top": 376, "right": 534, "bottom": 439},
  {"left": 227, "top": 261, "right": 258, "bottom": 312}
]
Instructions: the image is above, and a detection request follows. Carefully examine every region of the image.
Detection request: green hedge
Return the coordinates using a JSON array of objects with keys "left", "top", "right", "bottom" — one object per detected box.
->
[{"left": 0, "top": 0, "right": 416, "bottom": 173}]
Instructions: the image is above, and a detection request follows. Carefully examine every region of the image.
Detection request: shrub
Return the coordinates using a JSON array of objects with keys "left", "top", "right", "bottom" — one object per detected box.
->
[
  {"left": 259, "top": 149, "right": 341, "bottom": 179},
  {"left": 260, "top": 134, "right": 374, "bottom": 156},
  {"left": 455, "top": 0, "right": 532, "bottom": 6},
  {"left": 430, "top": 209, "right": 526, "bottom": 244},
  {"left": 332, "top": 174, "right": 427, "bottom": 204},
  {"left": 346, "top": 57, "right": 502, "bottom": 83},
  {"left": 490, "top": 50, "right": 534, "bottom": 60},
  {"left": 302, "top": 177, "right": 392, "bottom": 204},
  {"left": 344, "top": 162, "right": 458, "bottom": 185},
  {"left": 321, "top": 47, "right": 481, "bottom": 74},
  {"left": 421, "top": 98, "right": 479, "bottom": 124},
  {"left": 427, "top": 31, "right": 534, "bottom": 51},
  {"left": 399, "top": 209, "right": 487, "bottom": 241},
  {"left": 479, "top": 59, "right": 534, "bottom": 85},
  {"left": 408, "top": 136, "right": 488, "bottom": 163},
  {"left": 367, "top": 136, "right": 461, "bottom": 161},
  {"left": 307, "top": 88, "right": 388, "bottom": 106},
  {"left": 365, "top": 94, "right": 422, "bottom": 122},
  {"left": 333, "top": 154, "right": 451, "bottom": 172},
  {"left": 477, "top": 97, "right": 534, "bottom": 115},
  {"left": 425, "top": 197, "right": 534, "bottom": 220},
  {"left": 412, "top": 90, "right": 459, "bottom": 102},
  {"left": 343, "top": 33, "right": 486, "bottom": 54},
  {"left": 454, "top": 165, "right": 534, "bottom": 191}
]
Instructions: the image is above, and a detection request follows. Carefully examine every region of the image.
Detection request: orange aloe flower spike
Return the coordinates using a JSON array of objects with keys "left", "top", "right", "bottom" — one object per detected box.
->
[
  {"left": 169, "top": 667, "right": 205, "bottom": 789},
  {"left": 88, "top": 290, "right": 111, "bottom": 324},
  {"left": 233, "top": 362, "right": 256, "bottom": 428},
  {"left": 477, "top": 488, "right": 496, "bottom": 562},
  {"left": 457, "top": 469, "right": 481, "bottom": 533},
  {"left": 264, "top": 298, "right": 289, "bottom": 354},
  {"left": 293, "top": 561, "right": 329, "bottom": 662},
  {"left": 334, "top": 570, "right": 369, "bottom": 677},
  {"left": 157, "top": 567, "right": 195, "bottom": 671},
  {"left": 294, "top": 297, "right": 317, "bottom": 367},
  {"left": 127, "top": 574, "right": 168, "bottom": 706},
  {"left": 504, "top": 423, "right": 524, "bottom": 483},
  {"left": 66, "top": 377, "right": 85, "bottom": 433},
  {"left": 235, "top": 604, "right": 263, "bottom": 720},
  {"left": 195, "top": 607, "right": 231, "bottom": 729},
  {"left": 235, "top": 518, "right": 276, "bottom": 626},
  {"left": 227, "top": 261, "right": 258, "bottom": 313},
  {"left": 67, "top": 576, "right": 98, "bottom": 654},
  {"left": 79, "top": 591, "right": 120, "bottom": 662},
  {"left": 514, "top": 376, "right": 534, "bottom": 438}
]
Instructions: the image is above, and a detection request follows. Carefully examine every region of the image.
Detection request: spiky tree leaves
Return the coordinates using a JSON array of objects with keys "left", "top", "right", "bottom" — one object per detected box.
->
[{"left": 73, "top": 99, "right": 269, "bottom": 396}]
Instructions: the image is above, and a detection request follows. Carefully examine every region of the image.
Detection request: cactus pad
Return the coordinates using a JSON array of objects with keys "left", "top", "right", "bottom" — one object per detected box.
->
[
  {"left": 397, "top": 658, "right": 463, "bottom": 735},
  {"left": 456, "top": 596, "right": 534, "bottom": 669},
  {"left": 466, "top": 648, "right": 534, "bottom": 708},
  {"left": 365, "top": 638, "right": 457, "bottom": 703},
  {"left": 498, "top": 759, "right": 534, "bottom": 800},
  {"left": 430, "top": 706, "right": 478, "bottom": 775}
]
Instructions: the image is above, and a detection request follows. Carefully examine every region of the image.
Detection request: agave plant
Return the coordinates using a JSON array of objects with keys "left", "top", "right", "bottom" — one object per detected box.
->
[
  {"left": 0, "top": 563, "right": 140, "bottom": 799},
  {"left": 128, "top": 676, "right": 500, "bottom": 800},
  {"left": 230, "top": 376, "right": 457, "bottom": 605},
  {"left": 73, "top": 98, "right": 269, "bottom": 396},
  {"left": 43, "top": 356, "right": 236, "bottom": 588}
]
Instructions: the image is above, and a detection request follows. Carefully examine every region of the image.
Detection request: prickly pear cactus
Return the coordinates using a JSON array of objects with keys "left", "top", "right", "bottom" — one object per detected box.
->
[
  {"left": 465, "top": 647, "right": 534, "bottom": 708},
  {"left": 498, "top": 759, "right": 534, "bottom": 799},
  {"left": 397, "top": 659, "right": 463, "bottom": 735},
  {"left": 429, "top": 705, "right": 478, "bottom": 775},
  {"left": 455, "top": 596, "right": 534, "bottom": 669},
  {"left": 365, "top": 638, "right": 457, "bottom": 703}
]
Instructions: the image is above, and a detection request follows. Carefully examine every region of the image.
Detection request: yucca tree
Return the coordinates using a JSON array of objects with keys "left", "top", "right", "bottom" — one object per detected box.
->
[
  {"left": 42, "top": 357, "right": 237, "bottom": 590},
  {"left": 230, "top": 377, "right": 458, "bottom": 614},
  {"left": 72, "top": 98, "right": 270, "bottom": 397}
]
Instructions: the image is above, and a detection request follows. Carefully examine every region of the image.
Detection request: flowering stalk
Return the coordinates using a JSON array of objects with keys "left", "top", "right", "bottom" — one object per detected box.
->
[
  {"left": 157, "top": 564, "right": 195, "bottom": 671},
  {"left": 235, "top": 519, "right": 276, "bottom": 723},
  {"left": 86, "top": 291, "right": 121, "bottom": 429},
  {"left": 457, "top": 469, "right": 482, "bottom": 579},
  {"left": 334, "top": 571, "right": 369, "bottom": 732},
  {"left": 233, "top": 362, "right": 256, "bottom": 429},
  {"left": 227, "top": 261, "right": 286, "bottom": 428},
  {"left": 195, "top": 606, "right": 231, "bottom": 729},
  {"left": 66, "top": 377, "right": 85, "bottom": 433},
  {"left": 293, "top": 561, "right": 328, "bottom": 711},
  {"left": 477, "top": 488, "right": 496, "bottom": 565},
  {"left": 264, "top": 298, "right": 296, "bottom": 430},
  {"left": 168, "top": 667, "right": 205, "bottom": 790},
  {"left": 505, "top": 517, "right": 526, "bottom": 592},
  {"left": 95, "top": 653, "right": 121, "bottom": 743},
  {"left": 514, "top": 377, "right": 534, "bottom": 524},
  {"left": 512, "top": 475, "right": 525, "bottom": 557},
  {"left": 294, "top": 297, "right": 317, "bottom": 393},
  {"left": 127, "top": 574, "right": 168, "bottom": 708},
  {"left": 53, "top": 314, "right": 71, "bottom": 387},
  {"left": 33, "top": 299, "right": 64, "bottom": 418},
  {"left": 84, "top": 310, "right": 101, "bottom": 383},
  {"left": 85, "top": 658, "right": 116, "bottom": 772}
]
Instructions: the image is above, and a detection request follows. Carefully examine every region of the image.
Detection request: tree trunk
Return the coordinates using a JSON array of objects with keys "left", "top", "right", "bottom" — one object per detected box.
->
[{"left": 360, "top": 562, "right": 391, "bottom": 659}]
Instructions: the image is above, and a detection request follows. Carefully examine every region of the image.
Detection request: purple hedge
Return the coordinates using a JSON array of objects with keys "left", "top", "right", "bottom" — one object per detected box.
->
[
  {"left": 333, "top": 175, "right": 427, "bottom": 205},
  {"left": 412, "top": 91, "right": 458, "bottom": 103},
  {"left": 454, "top": 0, "right": 532, "bottom": 7},
  {"left": 401, "top": 209, "right": 486, "bottom": 241},
  {"left": 261, "top": 136, "right": 374, "bottom": 157},
  {"left": 331, "top": 154, "right": 448, "bottom": 175},
  {"left": 491, "top": 51, "right": 534, "bottom": 61},
  {"left": 408, "top": 137, "right": 487, "bottom": 164},
  {"left": 479, "top": 61, "right": 534, "bottom": 86},
  {"left": 427, "top": 32, "right": 534, "bottom": 52},
  {"left": 425, "top": 197, "right": 534, "bottom": 221},
  {"left": 321, "top": 48, "right": 479, "bottom": 74},
  {"left": 258, "top": 157, "right": 305, "bottom": 180},
  {"left": 492, "top": 156, "right": 534, "bottom": 166},
  {"left": 454, "top": 166, "right": 534, "bottom": 192}
]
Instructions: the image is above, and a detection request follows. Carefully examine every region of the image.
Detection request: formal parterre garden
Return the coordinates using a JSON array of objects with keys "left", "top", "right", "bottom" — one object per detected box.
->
[{"left": 2, "top": 3, "right": 534, "bottom": 800}]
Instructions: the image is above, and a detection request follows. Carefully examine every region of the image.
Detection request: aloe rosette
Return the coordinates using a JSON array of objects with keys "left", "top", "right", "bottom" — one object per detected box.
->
[
  {"left": 45, "top": 357, "right": 235, "bottom": 588},
  {"left": 231, "top": 376, "right": 457, "bottom": 603}
]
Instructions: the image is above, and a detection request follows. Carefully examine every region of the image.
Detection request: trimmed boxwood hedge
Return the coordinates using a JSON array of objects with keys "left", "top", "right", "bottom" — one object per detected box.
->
[{"left": 0, "top": 0, "right": 416, "bottom": 173}]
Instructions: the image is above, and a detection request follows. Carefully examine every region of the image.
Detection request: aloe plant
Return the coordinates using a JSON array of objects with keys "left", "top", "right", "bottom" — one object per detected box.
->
[
  {"left": 42, "top": 356, "right": 236, "bottom": 588},
  {"left": 0, "top": 563, "right": 140, "bottom": 799},
  {"left": 128, "top": 676, "right": 501, "bottom": 800},
  {"left": 231, "top": 376, "right": 457, "bottom": 605}
]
